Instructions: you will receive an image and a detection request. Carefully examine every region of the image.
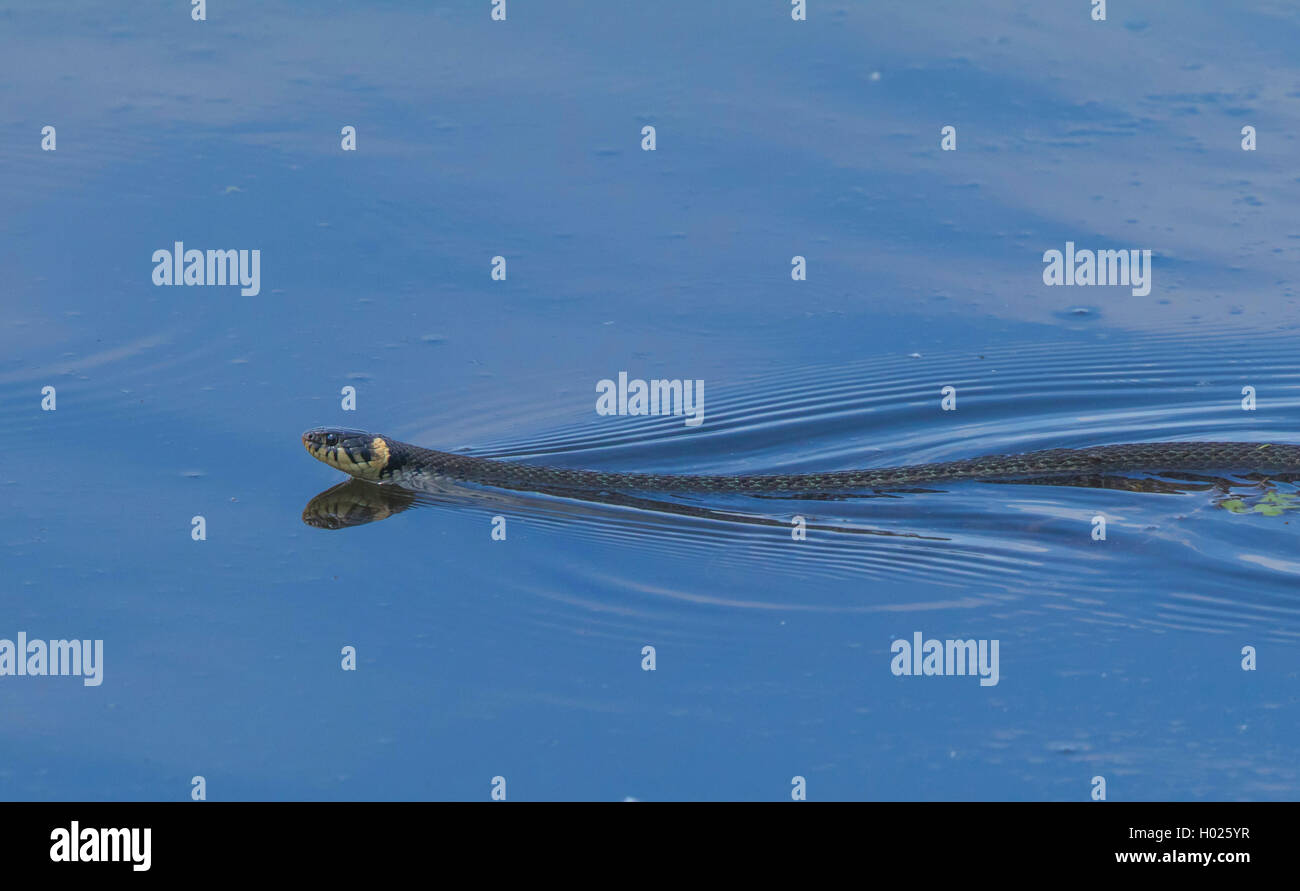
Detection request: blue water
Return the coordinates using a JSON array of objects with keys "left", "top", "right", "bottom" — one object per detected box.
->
[{"left": 2, "top": 1, "right": 1297, "bottom": 800}]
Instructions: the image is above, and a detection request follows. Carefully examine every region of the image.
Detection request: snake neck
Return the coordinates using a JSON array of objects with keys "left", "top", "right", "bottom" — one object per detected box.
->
[{"left": 381, "top": 440, "right": 449, "bottom": 483}]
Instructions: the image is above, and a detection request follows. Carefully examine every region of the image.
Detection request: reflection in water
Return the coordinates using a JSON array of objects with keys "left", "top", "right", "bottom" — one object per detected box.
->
[
  {"left": 304, "top": 471, "right": 1299, "bottom": 530},
  {"left": 302, "top": 480, "right": 417, "bottom": 529},
  {"left": 299, "top": 467, "right": 1300, "bottom": 619},
  {"left": 302, "top": 476, "right": 950, "bottom": 538}
]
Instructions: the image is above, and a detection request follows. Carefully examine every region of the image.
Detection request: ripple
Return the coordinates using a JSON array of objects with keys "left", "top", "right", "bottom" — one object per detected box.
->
[{"left": 324, "top": 332, "right": 1300, "bottom": 641}]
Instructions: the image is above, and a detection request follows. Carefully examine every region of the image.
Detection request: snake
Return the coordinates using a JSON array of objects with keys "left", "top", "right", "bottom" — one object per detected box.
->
[{"left": 302, "top": 427, "right": 1300, "bottom": 494}]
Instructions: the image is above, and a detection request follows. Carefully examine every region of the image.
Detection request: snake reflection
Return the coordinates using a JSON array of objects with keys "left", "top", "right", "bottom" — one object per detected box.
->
[{"left": 300, "top": 428, "right": 1300, "bottom": 532}]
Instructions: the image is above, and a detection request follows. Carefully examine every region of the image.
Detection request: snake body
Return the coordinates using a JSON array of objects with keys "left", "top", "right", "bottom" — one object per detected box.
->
[{"left": 303, "top": 428, "right": 1300, "bottom": 493}]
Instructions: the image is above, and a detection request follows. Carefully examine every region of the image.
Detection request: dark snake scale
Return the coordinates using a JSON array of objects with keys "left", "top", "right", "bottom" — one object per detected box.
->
[{"left": 303, "top": 428, "right": 1300, "bottom": 494}]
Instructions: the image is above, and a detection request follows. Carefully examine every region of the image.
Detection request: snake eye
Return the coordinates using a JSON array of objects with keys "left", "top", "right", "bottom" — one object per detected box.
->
[{"left": 325, "top": 433, "right": 338, "bottom": 446}]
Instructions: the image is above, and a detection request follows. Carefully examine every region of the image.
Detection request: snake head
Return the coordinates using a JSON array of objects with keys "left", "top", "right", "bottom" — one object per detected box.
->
[{"left": 302, "top": 427, "right": 392, "bottom": 481}]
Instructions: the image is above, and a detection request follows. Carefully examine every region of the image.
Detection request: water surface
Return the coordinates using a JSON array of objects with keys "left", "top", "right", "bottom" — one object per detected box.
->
[{"left": 2, "top": 0, "right": 1297, "bottom": 800}]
